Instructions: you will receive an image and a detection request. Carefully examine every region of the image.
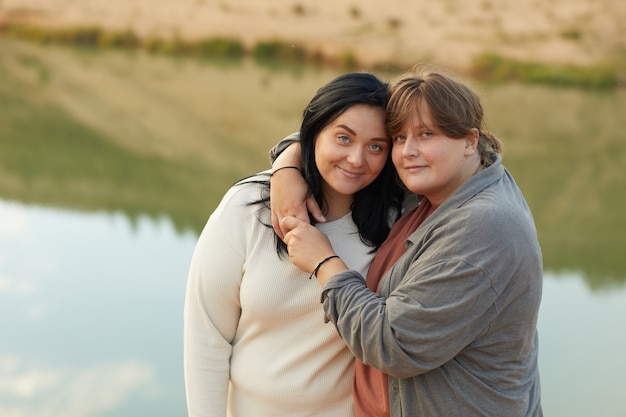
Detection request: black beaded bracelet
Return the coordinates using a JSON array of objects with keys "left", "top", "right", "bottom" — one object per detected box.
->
[
  {"left": 309, "top": 255, "right": 340, "bottom": 279},
  {"left": 270, "top": 166, "right": 301, "bottom": 177}
]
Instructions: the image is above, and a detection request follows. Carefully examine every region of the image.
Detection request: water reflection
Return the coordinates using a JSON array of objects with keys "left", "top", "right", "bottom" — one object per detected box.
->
[
  {"left": 2, "top": 199, "right": 626, "bottom": 416},
  {"left": 0, "top": 200, "right": 196, "bottom": 417},
  {"left": 2, "top": 358, "right": 156, "bottom": 417},
  {"left": 538, "top": 271, "right": 626, "bottom": 417}
]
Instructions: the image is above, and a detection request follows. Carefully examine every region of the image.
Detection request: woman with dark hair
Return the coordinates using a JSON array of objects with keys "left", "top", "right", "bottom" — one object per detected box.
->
[
  {"left": 183, "top": 72, "right": 402, "bottom": 417},
  {"left": 273, "top": 64, "right": 543, "bottom": 417}
]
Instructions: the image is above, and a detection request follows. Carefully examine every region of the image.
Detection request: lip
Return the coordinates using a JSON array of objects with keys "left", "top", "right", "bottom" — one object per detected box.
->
[
  {"left": 337, "top": 166, "right": 364, "bottom": 178},
  {"left": 403, "top": 164, "right": 427, "bottom": 172}
]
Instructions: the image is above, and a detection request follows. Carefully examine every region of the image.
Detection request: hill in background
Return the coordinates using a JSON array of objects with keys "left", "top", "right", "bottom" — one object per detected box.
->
[{"left": 1, "top": 0, "right": 624, "bottom": 72}]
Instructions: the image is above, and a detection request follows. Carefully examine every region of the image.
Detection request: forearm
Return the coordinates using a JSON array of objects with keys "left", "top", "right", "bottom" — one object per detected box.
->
[
  {"left": 184, "top": 277, "right": 232, "bottom": 416},
  {"left": 312, "top": 255, "right": 348, "bottom": 286},
  {"left": 184, "top": 317, "right": 230, "bottom": 417},
  {"left": 321, "top": 258, "right": 499, "bottom": 378},
  {"left": 321, "top": 273, "right": 428, "bottom": 378},
  {"left": 268, "top": 132, "right": 326, "bottom": 229}
]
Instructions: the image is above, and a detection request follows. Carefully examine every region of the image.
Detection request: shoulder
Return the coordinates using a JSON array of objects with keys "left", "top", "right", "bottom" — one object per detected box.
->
[
  {"left": 446, "top": 181, "right": 536, "bottom": 250},
  {"left": 209, "top": 172, "right": 271, "bottom": 225},
  {"left": 216, "top": 172, "right": 269, "bottom": 209}
]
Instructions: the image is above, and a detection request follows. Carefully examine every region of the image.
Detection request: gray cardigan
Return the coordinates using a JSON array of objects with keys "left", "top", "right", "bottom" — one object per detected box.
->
[{"left": 322, "top": 154, "right": 543, "bottom": 416}]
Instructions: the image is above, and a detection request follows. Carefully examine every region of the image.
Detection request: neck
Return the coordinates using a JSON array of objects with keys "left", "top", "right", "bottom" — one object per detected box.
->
[
  {"left": 321, "top": 187, "right": 353, "bottom": 222},
  {"left": 474, "top": 160, "right": 484, "bottom": 175}
]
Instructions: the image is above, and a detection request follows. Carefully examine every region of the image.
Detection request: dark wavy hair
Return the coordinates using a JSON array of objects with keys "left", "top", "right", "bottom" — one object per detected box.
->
[{"left": 247, "top": 72, "right": 403, "bottom": 256}]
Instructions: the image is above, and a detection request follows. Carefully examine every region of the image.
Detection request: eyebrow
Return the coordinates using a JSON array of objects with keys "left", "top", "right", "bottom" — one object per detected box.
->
[
  {"left": 337, "top": 124, "right": 389, "bottom": 142},
  {"left": 337, "top": 124, "right": 356, "bottom": 136}
]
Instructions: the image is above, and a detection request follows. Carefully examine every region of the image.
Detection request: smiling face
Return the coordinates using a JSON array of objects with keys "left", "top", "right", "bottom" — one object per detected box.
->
[
  {"left": 391, "top": 102, "right": 480, "bottom": 207},
  {"left": 314, "top": 103, "right": 390, "bottom": 219}
]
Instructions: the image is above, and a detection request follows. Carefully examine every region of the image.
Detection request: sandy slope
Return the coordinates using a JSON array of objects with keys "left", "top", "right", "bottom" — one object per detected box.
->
[{"left": 1, "top": 0, "right": 624, "bottom": 71}]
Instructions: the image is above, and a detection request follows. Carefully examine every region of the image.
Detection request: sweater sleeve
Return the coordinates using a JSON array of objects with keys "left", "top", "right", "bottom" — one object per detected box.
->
[
  {"left": 183, "top": 189, "right": 248, "bottom": 417},
  {"left": 268, "top": 131, "right": 300, "bottom": 164},
  {"left": 321, "top": 208, "right": 506, "bottom": 378}
]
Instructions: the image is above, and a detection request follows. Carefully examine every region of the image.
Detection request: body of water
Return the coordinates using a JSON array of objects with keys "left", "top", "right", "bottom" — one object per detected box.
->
[{"left": 1, "top": 38, "right": 625, "bottom": 416}]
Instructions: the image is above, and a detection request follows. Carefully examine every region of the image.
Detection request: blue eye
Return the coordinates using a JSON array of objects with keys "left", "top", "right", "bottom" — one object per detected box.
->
[{"left": 338, "top": 135, "right": 350, "bottom": 143}]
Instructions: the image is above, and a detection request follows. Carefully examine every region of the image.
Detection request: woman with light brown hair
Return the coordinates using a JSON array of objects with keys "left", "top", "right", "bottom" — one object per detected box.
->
[{"left": 271, "top": 64, "right": 543, "bottom": 417}]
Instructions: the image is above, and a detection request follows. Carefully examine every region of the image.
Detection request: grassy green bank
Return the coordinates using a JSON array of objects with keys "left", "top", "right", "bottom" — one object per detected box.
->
[{"left": 2, "top": 23, "right": 624, "bottom": 90}]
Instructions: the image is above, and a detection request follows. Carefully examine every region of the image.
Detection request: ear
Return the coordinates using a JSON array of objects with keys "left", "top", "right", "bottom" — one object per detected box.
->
[{"left": 464, "top": 128, "right": 479, "bottom": 156}]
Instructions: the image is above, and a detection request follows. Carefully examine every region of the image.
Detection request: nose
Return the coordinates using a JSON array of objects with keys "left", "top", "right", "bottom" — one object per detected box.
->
[
  {"left": 402, "top": 135, "right": 419, "bottom": 157},
  {"left": 346, "top": 147, "right": 365, "bottom": 166}
]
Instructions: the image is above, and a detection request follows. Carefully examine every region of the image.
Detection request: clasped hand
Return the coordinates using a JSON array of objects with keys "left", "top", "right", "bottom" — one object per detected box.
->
[{"left": 281, "top": 216, "right": 335, "bottom": 275}]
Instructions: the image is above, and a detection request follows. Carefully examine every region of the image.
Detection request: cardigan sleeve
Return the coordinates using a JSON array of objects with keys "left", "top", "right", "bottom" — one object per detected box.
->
[
  {"left": 321, "top": 208, "right": 506, "bottom": 378},
  {"left": 268, "top": 131, "right": 300, "bottom": 164},
  {"left": 183, "top": 188, "right": 248, "bottom": 417}
]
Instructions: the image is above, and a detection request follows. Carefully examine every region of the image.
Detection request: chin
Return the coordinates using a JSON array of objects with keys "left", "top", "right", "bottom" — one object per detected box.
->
[{"left": 333, "top": 184, "right": 361, "bottom": 196}]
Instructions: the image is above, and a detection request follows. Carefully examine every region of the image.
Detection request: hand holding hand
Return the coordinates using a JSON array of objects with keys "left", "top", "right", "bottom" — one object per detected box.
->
[{"left": 282, "top": 216, "right": 347, "bottom": 284}]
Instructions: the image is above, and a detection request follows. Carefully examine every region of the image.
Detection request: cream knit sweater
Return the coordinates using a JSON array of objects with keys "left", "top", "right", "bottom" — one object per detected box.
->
[{"left": 184, "top": 173, "right": 375, "bottom": 417}]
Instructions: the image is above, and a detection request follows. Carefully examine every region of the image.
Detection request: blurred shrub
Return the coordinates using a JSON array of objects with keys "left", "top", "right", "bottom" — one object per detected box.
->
[
  {"left": 252, "top": 40, "right": 307, "bottom": 62},
  {"left": 470, "top": 53, "right": 619, "bottom": 90}
]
